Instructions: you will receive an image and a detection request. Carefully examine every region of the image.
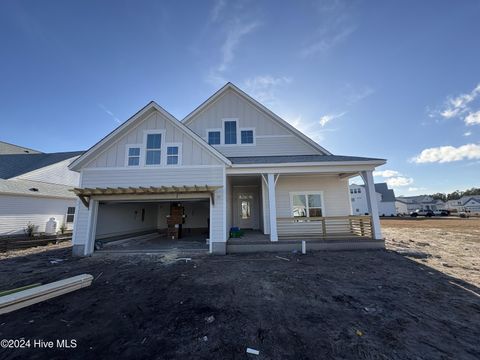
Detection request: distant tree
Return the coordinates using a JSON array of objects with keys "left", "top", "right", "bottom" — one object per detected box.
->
[
  {"left": 463, "top": 187, "right": 480, "bottom": 197},
  {"left": 447, "top": 191, "right": 463, "bottom": 200},
  {"left": 431, "top": 192, "right": 447, "bottom": 201}
]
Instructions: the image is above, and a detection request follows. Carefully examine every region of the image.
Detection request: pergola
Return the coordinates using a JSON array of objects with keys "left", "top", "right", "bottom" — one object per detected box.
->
[{"left": 71, "top": 185, "right": 222, "bottom": 208}]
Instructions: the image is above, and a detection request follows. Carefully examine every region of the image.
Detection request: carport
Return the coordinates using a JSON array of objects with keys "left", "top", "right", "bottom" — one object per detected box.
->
[{"left": 72, "top": 185, "right": 220, "bottom": 254}]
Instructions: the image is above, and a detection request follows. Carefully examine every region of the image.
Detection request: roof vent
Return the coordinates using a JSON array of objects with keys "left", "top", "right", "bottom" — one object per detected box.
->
[{"left": 29, "top": 187, "right": 39, "bottom": 192}]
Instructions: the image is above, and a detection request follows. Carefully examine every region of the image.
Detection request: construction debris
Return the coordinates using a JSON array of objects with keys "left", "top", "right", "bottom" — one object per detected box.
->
[
  {"left": 275, "top": 256, "right": 290, "bottom": 261},
  {"left": 0, "top": 274, "right": 93, "bottom": 315},
  {"left": 246, "top": 347, "right": 260, "bottom": 355}
]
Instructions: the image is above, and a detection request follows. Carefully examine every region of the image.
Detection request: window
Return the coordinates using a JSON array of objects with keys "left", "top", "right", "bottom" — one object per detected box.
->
[
  {"left": 350, "top": 189, "right": 353, "bottom": 194},
  {"left": 167, "top": 146, "right": 179, "bottom": 165},
  {"left": 208, "top": 131, "right": 221, "bottom": 145},
  {"left": 291, "top": 193, "right": 323, "bottom": 218},
  {"left": 224, "top": 120, "right": 237, "bottom": 144},
  {"left": 66, "top": 207, "right": 75, "bottom": 223},
  {"left": 127, "top": 147, "right": 140, "bottom": 166},
  {"left": 241, "top": 130, "right": 254, "bottom": 144},
  {"left": 146, "top": 133, "right": 161, "bottom": 165},
  {"left": 357, "top": 188, "right": 361, "bottom": 193}
]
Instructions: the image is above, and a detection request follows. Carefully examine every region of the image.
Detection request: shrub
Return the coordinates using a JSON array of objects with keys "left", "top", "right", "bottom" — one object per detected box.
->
[{"left": 24, "top": 222, "right": 35, "bottom": 237}]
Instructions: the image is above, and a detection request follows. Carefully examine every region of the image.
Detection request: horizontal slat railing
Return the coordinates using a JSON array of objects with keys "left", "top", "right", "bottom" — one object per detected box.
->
[{"left": 276, "top": 216, "right": 373, "bottom": 240}]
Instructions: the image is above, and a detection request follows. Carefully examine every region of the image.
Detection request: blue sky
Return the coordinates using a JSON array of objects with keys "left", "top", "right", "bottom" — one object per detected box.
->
[{"left": 0, "top": 0, "right": 479, "bottom": 195}]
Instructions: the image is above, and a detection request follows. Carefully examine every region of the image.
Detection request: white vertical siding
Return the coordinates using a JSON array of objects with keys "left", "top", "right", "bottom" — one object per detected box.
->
[
  {"left": 72, "top": 199, "right": 89, "bottom": 246},
  {"left": 84, "top": 110, "right": 222, "bottom": 168},
  {"left": 186, "top": 90, "right": 322, "bottom": 157},
  {"left": 0, "top": 195, "right": 76, "bottom": 235}
]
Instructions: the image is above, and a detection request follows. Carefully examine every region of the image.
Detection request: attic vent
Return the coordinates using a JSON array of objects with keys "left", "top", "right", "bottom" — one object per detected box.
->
[
  {"left": 24, "top": 150, "right": 30, "bottom": 153},
  {"left": 29, "top": 187, "right": 39, "bottom": 192}
]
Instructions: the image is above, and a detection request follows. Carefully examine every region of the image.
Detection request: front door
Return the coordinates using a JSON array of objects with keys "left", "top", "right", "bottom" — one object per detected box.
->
[{"left": 235, "top": 192, "right": 258, "bottom": 229}]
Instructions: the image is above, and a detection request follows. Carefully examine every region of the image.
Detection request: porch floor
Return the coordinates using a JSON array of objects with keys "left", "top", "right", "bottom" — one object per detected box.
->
[{"left": 227, "top": 230, "right": 383, "bottom": 253}]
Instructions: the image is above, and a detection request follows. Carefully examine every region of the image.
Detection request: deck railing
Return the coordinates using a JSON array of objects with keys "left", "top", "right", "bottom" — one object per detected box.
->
[{"left": 276, "top": 215, "right": 373, "bottom": 240}]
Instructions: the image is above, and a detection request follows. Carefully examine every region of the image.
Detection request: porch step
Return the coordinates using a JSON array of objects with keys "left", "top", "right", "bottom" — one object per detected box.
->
[{"left": 227, "top": 239, "right": 385, "bottom": 254}]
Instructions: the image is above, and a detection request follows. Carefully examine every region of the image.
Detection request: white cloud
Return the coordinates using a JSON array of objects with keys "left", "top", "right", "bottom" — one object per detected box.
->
[
  {"left": 300, "top": 0, "right": 355, "bottom": 58},
  {"left": 286, "top": 114, "right": 337, "bottom": 143},
  {"left": 465, "top": 111, "right": 480, "bottom": 125},
  {"left": 98, "top": 104, "right": 121, "bottom": 124},
  {"left": 412, "top": 143, "right": 480, "bottom": 163},
  {"left": 243, "top": 75, "right": 292, "bottom": 105},
  {"left": 373, "top": 170, "right": 400, "bottom": 178},
  {"left": 207, "top": 18, "right": 261, "bottom": 86},
  {"left": 464, "top": 131, "right": 472, "bottom": 137},
  {"left": 319, "top": 112, "right": 346, "bottom": 127},
  {"left": 438, "top": 83, "right": 480, "bottom": 119},
  {"left": 210, "top": 0, "right": 225, "bottom": 22},
  {"left": 386, "top": 177, "right": 414, "bottom": 187},
  {"left": 408, "top": 187, "right": 427, "bottom": 192}
]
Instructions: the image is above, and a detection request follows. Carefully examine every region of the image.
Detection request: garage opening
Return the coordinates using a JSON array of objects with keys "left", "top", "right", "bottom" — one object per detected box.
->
[{"left": 94, "top": 199, "right": 210, "bottom": 252}]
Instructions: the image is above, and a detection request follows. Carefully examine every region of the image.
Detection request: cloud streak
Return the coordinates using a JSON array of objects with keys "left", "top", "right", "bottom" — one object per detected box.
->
[
  {"left": 412, "top": 143, "right": 480, "bottom": 163},
  {"left": 243, "top": 75, "right": 292, "bottom": 105},
  {"left": 319, "top": 112, "right": 346, "bottom": 127},
  {"left": 98, "top": 104, "right": 121, "bottom": 124}
]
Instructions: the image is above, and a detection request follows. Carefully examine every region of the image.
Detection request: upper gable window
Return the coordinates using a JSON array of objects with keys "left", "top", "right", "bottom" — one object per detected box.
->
[
  {"left": 241, "top": 130, "right": 254, "bottom": 144},
  {"left": 224, "top": 120, "right": 237, "bottom": 144},
  {"left": 167, "top": 145, "right": 180, "bottom": 165},
  {"left": 146, "top": 133, "right": 162, "bottom": 165},
  {"left": 208, "top": 131, "right": 221, "bottom": 145},
  {"left": 127, "top": 147, "right": 140, "bottom": 166}
]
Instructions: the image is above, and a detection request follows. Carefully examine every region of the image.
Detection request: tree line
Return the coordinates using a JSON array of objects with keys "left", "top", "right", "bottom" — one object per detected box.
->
[{"left": 429, "top": 188, "right": 480, "bottom": 201}]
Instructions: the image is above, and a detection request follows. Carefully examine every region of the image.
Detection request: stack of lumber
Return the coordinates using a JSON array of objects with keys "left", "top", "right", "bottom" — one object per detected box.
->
[
  {"left": 0, "top": 235, "right": 72, "bottom": 252},
  {"left": 0, "top": 274, "right": 93, "bottom": 314},
  {"left": 167, "top": 204, "right": 185, "bottom": 239}
]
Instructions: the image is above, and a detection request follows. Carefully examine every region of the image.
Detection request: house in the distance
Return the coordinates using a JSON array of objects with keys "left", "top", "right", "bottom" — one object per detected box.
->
[
  {"left": 350, "top": 183, "right": 396, "bottom": 217},
  {"left": 69, "top": 83, "right": 387, "bottom": 256},
  {"left": 446, "top": 196, "right": 480, "bottom": 214},
  {"left": 0, "top": 142, "right": 83, "bottom": 235},
  {"left": 395, "top": 195, "right": 446, "bottom": 215}
]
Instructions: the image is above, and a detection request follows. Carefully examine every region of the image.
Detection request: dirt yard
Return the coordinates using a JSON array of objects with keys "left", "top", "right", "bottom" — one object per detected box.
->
[{"left": 0, "top": 219, "right": 479, "bottom": 359}]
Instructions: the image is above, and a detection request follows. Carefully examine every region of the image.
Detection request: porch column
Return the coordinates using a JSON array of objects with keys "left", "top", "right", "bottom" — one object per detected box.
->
[
  {"left": 267, "top": 173, "right": 278, "bottom": 241},
  {"left": 85, "top": 199, "right": 99, "bottom": 256},
  {"left": 361, "top": 170, "right": 382, "bottom": 240}
]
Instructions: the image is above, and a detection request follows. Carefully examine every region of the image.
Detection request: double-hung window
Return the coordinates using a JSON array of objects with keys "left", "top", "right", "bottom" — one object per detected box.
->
[
  {"left": 291, "top": 192, "right": 323, "bottom": 218},
  {"left": 146, "top": 133, "right": 161, "bottom": 165},
  {"left": 127, "top": 147, "right": 140, "bottom": 166},
  {"left": 167, "top": 146, "right": 179, "bottom": 165},
  {"left": 224, "top": 120, "right": 237, "bottom": 144},
  {"left": 241, "top": 130, "right": 254, "bottom": 144},
  {"left": 208, "top": 131, "right": 221, "bottom": 145},
  {"left": 66, "top": 207, "right": 75, "bottom": 223}
]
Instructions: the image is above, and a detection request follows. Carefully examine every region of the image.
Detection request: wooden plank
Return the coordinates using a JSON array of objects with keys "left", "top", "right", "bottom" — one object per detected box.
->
[{"left": 0, "top": 274, "right": 93, "bottom": 315}]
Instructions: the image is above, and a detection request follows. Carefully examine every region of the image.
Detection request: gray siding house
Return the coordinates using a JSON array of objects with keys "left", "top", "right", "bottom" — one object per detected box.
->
[{"left": 69, "top": 83, "right": 386, "bottom": 255}]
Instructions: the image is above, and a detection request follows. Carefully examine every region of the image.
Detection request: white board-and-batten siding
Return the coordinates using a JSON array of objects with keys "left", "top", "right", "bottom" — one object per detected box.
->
[
  {"left": 0, "top": 195, "right": 76, "bottom": 235},
  {"left": 185, "top": 90, "right": 322, "bottom": 157},
  {"left": 85, "top": 110, "right": 222, "bottom": 169}
]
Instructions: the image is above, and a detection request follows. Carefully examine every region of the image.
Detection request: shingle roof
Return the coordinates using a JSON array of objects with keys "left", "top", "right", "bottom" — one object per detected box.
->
[
  {"left": 0, "top": 179, "right": 75, "bottom": 198},
  {"left": 373, "top": 183, "right": 396, "bottom": 202},
  {"left": 0, "top": 151, "right": 83, "bottom": 179},
  {"left": 228, "top": 155, "right": 385, "bottom": 164}
]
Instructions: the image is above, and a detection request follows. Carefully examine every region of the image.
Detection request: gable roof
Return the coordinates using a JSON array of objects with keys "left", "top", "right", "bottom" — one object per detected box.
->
[
  {"left": 69, "top": 101, "right": 231, "bottom": 171},
  {"left": 0, "top": 151, "right": 83, "bottom": 179},
  {"left": 0, "top": 178, "right": 75, "bottom": 199},
  {"left": 182, "top": 82, "right": 332, "bottom": 155},
  {"left": 0, "top": 140, "right": 42, "bottom": 155},
  {"left": 372, "top": 183, "right": 396, "bottom": 202}
]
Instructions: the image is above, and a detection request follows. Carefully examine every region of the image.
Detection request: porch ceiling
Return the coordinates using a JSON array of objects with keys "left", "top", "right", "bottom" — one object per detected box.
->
[{"left": 71, "top": 185, "right": 222, "bottom": 208}]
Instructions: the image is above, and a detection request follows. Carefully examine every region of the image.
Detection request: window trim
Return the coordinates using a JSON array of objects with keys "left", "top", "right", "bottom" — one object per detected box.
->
[
  {"left": 240, "top": 128, "right": 256, "bottom": 145},
  {"left": 166, "top": 143, "right": 182, "bottom": 166},
  {"left": 222, "top": 118, "right": 239, "bottom": 145},
  {"left": 125, "top": 144, "right": 142, "bottom": 167},
  {"left": 206, "top": 128, "right": 222, "bottom": 145},
  {"left": 289, "top": 191, "right": 325, "bottom": 218},
  {"left": 66, "top": 206, "right": 76, "bottom": 223},
  {"left": 143, "top": 130, "right": 165, "bottom": 166}
]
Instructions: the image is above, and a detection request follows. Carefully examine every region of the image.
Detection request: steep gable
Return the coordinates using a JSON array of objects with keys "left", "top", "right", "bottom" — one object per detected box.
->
[
  {"left": 70, "top": 102, "right": 230, "bottom": 171},
  {"left": 183, "top": 83, "right": 331, "bottom": 157}
]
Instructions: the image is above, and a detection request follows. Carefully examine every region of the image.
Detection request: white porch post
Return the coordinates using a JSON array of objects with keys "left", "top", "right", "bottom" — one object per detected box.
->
[
  {"left": 267, "top": 173, "right": 278, "bottom": 241},
  {"left": 361, "top": 170, "right": 382, "bottom": 240},
  {"left": 85, "top": 199, "right": 99, "bottom": 256}
]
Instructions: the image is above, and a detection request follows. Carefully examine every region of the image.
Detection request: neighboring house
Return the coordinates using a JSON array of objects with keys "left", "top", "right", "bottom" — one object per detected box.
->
[
  {"left": 0, "top": 148, "right": 83, "bottom": 235},
  {"left": 350, "top": 183, "right": 396, "bottom": 217},
  {"left": 69, "top": 83, "right": 386, "bottom": 256},
  {"left": 446, "top": 196, "right": 480, "bottom": 213},
  {"left": 395, "top": 195, "right": 446, "bottom": 214}
]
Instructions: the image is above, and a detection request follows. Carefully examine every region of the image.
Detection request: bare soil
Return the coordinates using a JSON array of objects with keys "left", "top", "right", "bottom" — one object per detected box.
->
[{"left": 0, "top": 220, "right": 479, "bottom": 359}]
